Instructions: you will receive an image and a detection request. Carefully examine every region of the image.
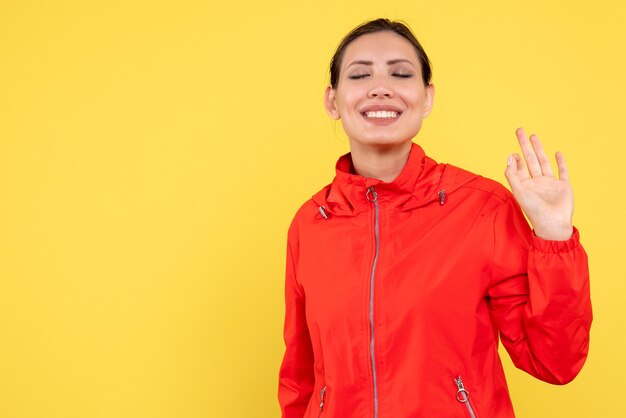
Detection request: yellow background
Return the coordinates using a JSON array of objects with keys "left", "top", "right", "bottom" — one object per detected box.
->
[{"left": 1, "top": 1, "right": 624, "bottom": 417}]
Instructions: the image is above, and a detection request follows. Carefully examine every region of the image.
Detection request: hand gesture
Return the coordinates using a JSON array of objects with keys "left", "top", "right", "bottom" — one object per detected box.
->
[{"left": 504, "top": 128, "right": 574, "bottom": 241}]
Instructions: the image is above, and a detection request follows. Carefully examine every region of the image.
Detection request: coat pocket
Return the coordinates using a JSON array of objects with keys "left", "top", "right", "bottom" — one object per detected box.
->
[{"left": 453, "top": 375, "right": 478, "bottom": 418}]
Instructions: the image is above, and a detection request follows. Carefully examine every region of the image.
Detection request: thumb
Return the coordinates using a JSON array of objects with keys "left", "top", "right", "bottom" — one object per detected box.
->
[{"left": 504, "top": 154, "right": 523, "bottom": 194}]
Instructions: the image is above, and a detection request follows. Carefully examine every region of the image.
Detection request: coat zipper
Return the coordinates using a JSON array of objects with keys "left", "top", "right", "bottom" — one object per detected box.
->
[
  {"left": 366, "top": 186, "right": 380, "bottom": 418},
  {"left": 454, "top": 376, "right": 477, "bottom": 418},
  {"left": 318, "top": 385, "right": 327, "bottom": 417}
]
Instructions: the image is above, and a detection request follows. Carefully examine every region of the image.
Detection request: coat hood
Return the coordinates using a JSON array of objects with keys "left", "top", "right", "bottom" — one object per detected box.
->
[{"left": 312, "top": 143, "right": 479, "bottom": 216}]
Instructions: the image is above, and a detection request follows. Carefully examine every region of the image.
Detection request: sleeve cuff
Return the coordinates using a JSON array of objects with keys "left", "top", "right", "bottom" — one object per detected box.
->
[{"left": 531, "top": 226, "right": 581, "bottom": 253}]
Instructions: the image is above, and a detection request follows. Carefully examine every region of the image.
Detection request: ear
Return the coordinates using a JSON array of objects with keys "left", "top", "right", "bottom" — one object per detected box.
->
[
  {"left": 324, "top": 86, "right": 340, "bottom": 120},
  {"left": 422, "top": 83, "right": 435, "bottom": 118}
]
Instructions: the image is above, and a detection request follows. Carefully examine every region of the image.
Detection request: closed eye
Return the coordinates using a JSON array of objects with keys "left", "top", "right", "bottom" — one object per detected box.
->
[
  {"left": 393, "top": 73, "right": 413, "bottom": 78},
  {"left": 348, "top": 74, "right": 370, "bottom": 80}
]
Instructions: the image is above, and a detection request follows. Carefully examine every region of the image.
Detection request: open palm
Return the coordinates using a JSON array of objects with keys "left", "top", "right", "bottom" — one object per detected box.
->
[{"left": 505, "top": 128, "right": 574, "bottom": 241}]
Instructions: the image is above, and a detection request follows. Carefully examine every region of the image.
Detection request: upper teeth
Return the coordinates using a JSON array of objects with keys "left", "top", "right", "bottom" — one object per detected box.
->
[{"left": 365, "top": 111, "right": 399, "bottom": 118}]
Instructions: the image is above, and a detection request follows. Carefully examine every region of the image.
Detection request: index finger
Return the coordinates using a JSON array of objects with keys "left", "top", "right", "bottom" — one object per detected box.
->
[{"left": 516, "top": 127, "right": 542, "bottom": 177}]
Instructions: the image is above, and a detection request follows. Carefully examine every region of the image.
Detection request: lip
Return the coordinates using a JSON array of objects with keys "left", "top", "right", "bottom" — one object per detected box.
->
[
  {"left": 360, "top": 105, "right": 403, "bottom": 114},
  {"left": 360, "top": 105, "right": 403, "bottom": 125}
]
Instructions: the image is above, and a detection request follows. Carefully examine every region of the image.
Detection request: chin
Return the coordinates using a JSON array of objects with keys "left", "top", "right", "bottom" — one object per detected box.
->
[
  {"left": 345, "top": 123, "right": 421, "bottom": 147},
  {"left": 353, "top": 132, "right": 419, "bottom": 148}
]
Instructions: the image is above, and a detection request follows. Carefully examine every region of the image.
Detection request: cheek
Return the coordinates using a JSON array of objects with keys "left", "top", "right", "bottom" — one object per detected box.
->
[
  {"left": 407, "top": 91, "right": 428, "bottom": 110},
  {"left": 336, "top": 89, "right": 365, "bottom": 115},
  {"left": 395, "top": 83, "right": 427, "bottom": 108}
]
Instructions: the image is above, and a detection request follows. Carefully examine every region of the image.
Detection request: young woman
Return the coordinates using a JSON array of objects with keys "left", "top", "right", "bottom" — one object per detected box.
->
[{"left": 278, "top": 18, "right": 591, "bottom": 418}]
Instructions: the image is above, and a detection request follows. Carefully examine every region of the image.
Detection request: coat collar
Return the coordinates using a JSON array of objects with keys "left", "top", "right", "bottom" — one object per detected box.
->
[{"left": 312, "top": 143, "right": 478, "bottom": 216}]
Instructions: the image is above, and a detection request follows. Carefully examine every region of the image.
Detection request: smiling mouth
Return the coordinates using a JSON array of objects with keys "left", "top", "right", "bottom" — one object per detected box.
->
[{"left": 363, "top": 110, "right": 401, "bottom": 119}]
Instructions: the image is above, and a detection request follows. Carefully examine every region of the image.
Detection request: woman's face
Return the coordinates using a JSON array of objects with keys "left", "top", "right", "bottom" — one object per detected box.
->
[{"left": 324, "top": 31, "right": 434, "bottom": 149}]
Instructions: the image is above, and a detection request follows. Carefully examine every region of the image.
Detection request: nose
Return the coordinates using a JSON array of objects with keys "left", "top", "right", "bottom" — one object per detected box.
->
[{"left": 368, "top": 78, "right": 394, "bottom": 98}]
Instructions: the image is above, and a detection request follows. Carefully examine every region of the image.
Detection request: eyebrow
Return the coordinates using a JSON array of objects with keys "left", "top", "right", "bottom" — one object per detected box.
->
[{"left": 346, "top": 59, "right": 416, "bottom": 68}]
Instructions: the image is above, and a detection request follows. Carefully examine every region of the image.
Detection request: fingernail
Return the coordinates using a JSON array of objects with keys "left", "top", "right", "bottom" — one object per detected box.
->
[{"left": 507, "top": 155, "right": 513, "bottom": 166}]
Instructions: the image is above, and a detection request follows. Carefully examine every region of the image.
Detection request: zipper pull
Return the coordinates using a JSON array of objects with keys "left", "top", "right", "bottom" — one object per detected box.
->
[
  {"left": 366, "top": 186, "right": 378, "bottom": 203},
  {"left": 319, "top": 385, "right": 327, "bottom": 410},
  {"left": 454, "top": 376, "right": 470, "bottom": 403},
  {"left": 438, "top": 189, "right": 446, "bottom": 205}
]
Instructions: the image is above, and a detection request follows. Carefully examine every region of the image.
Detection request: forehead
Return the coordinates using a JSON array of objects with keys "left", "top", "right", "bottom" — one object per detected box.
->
[{"left": 341, "top": 31, "right": 419, "bottom": 68}]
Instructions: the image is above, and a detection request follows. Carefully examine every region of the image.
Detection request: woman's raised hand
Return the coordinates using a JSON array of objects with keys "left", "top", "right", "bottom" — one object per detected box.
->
[{"left": 504, "top": 128, "right": 574, "bottom": 241}]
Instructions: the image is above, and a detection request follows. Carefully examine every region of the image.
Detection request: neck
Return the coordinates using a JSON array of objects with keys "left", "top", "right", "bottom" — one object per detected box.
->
[{"left": 349, "top": 141, "right": 412, "bottom": 183}]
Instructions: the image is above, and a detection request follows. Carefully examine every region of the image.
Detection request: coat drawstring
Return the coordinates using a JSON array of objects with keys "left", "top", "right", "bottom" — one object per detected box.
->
[
  {"left": 439, "top": 190, "right": 446, "bottom": 205},
  {"left": 319, "top": 206, "right": 329, "bottom": 219}
]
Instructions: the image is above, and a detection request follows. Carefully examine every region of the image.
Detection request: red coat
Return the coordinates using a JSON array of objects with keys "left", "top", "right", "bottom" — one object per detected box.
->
[{"left": 278, "top": 143, "right": 592, "bottom": 418}]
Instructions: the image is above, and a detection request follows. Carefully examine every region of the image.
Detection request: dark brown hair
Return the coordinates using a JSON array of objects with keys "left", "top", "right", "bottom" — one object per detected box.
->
[{"left": 329, "top": 18, "right": 432, "bottom": 88}]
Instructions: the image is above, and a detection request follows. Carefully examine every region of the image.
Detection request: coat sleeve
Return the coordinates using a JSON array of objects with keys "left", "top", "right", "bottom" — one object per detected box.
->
[
  {"left": 278, "top": 239, "right": 314, "bottom": 417},
  {"left": 487, "top": 196, "right": 592, "bottom": 384}
]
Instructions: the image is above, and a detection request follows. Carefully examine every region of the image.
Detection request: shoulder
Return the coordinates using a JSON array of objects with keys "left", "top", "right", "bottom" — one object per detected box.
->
[
  {"left": 445, "top": 164, "right": 514, "bottom": 203},
  {"left": 287, "top": 184, "right": 331, "bottom": 239}
]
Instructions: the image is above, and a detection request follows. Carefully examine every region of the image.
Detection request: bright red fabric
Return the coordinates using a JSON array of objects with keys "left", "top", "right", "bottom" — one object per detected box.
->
[{"left": 278, "top": 143, "right": 592, "bottom": 418}]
